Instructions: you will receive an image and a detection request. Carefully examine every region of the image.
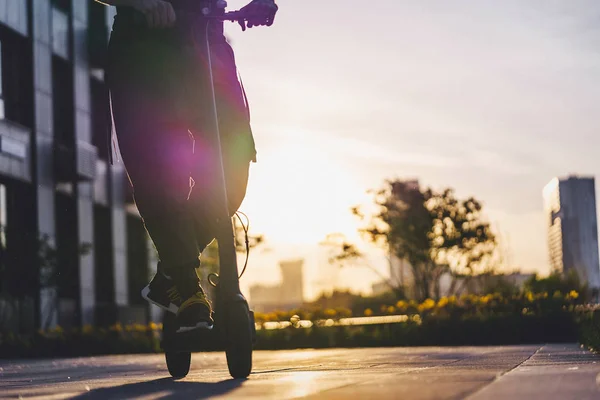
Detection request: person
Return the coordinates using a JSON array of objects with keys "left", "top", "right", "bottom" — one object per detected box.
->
[{"left": 96, "top": 0, "right": 277, "bottom": 332}]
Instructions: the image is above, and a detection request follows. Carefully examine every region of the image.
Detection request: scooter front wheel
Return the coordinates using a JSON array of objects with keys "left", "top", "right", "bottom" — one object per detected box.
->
[
  {"left": 163, "top": 313, "right": 191, "bottom": 379},
  {"left": 166, "top": 351, "right": 191, "bottom": 379},
  {"left": 225, "top": 302, "right": 253, "bottom": 378}
]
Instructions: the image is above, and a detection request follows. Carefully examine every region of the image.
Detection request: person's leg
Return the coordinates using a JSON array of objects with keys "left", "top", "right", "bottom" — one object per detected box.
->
[
  {"left": 107, "top": 31, "right": 212, "bottom": 330},
  {"left": 188, "top": 36, "right": 254, "bottom": 253}
]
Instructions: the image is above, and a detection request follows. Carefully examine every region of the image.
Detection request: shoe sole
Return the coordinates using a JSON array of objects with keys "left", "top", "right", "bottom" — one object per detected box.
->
[
  {"left": 176, "top": 321, "right": 214, "bottom": 334},
  {"left": 141, "top": 286, "right": 179, "bottom": 314}
]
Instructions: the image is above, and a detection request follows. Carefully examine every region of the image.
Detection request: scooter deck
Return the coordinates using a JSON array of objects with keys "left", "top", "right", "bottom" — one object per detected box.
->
[
  {"left": 162, "top": 326, "right": 225, "bottom": 352},
  {"left": 161, "top": 311, "right": 225, "bottom": 352},
  {"left": 161, "top": 311, "right": 257, "bottom": 353}
]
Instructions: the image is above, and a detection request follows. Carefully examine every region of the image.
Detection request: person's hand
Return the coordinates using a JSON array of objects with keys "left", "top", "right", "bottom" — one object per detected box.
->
[
  {"left": 131, "top": 0, "right": 176, "bottom": 28},
  {"left": 237, "top": 0, "right": 278, "bottom": 31}
]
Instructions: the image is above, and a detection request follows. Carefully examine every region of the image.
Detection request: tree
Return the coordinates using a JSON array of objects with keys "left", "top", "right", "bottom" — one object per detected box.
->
[
  {"left": 37, "top": 234, "right": 92, "bottom": 329},
  {"left": 0, "top": 227, "right": 91, "bottom": 331},
  {"left": 320, "top": 233, "right": 405, "bottom": 299},
  {"left": 426, "top": 188, "right": 498, "bottom": 297},
  {"left": 353, "top": 180, "right": 497, "bottom": 301}
]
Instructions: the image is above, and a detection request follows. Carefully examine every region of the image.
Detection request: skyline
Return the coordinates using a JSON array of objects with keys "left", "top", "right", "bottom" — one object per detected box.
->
[{"left": 222, "top": 0, "right": 600, "bottom": 299}]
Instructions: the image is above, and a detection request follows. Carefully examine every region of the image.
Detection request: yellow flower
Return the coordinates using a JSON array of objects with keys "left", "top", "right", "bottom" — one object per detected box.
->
[
  {"left": 525, "top": 292, "right": 534, "bottom": 302},
  {"left": 437, "top": 297, "right": 449, "bottom": 308},
  {"left": 418, "top": 299, "right": 436, "bottom": 313},
  {"left": 396, "top": 300, "right": 407, "bottom": 310},
  {"left": 568, "top": 290, "right": 579, "bottom": 300},
  {"left": 553, "top": 290, "right": 562, "bottom": 299},
  {"left": 387, "top": 306, "right": 396, "bottom": 314},
  {"left": 324, "top": 308, "right": 337, "bottom": 318},
  {"left": 82, "top": 325, "right": 93, "bottom": 334},
  {"left": 149, "top": 322, "right": 159, "bottom": 331},
  {"left": 364, "top": 308, "right": 373, "bottom": 317}
]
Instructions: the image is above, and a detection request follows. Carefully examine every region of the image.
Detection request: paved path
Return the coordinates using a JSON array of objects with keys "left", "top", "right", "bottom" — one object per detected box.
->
[{"left": 1, "top": 344, "right": 599, "bottom": 399}]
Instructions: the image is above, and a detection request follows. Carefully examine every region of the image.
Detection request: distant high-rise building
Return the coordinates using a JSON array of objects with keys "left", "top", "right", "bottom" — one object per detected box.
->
[
  {"left": 279, "top": 259, "right": 305, "bottom": 305},
  {"left": 543, "top": 176, "right": 600, "bottom": 290},
  {"left": 249, "top": 259, "right": 304, "bottom": 312}
]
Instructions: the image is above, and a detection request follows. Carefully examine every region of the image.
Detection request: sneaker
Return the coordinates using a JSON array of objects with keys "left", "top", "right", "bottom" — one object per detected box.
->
[
  {"left": 176, "top": 292, "right": 214, "bottom": 333},
  {"left": 141, "top": 270, "right": 182, "bottom": 314}
]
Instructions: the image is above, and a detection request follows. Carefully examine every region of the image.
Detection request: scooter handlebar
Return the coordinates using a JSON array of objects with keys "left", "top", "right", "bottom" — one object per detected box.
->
[
  {"left": 132, "top": 10, "right": 252, "bottom": 26},
  {"left": 214, "top": 11, "right": 247, "bottom": 22}
]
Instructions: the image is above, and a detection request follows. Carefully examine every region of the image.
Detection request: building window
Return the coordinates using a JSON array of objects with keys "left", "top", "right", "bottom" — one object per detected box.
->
[
  {"left": 53, "top": 56, "right": 74, "bottom": 147},
  {"left": 52, "top": 7, "right": 70, "bottom": 59},
  {"left": 0, "top": 182, "right": 37, "bottom": 300},
  {"left": 0, "top": 184, "right": 6, "bottom": 243},
  {"left": 0, "top": 0, "right": 28, "bottom": 36},
  {"left": 56, "top": 193, "right": 79, "bottom": 301},
  {"left": 90, "top": 79, "right": 109, "bottom": 160},
  {"left": 0, "top": 40, "right": 4, "bottom": 120},
  {"left": 0, "top": 183, "right": 6, "bottom": 293},
  {"left": 89, "top": 0, "right": 109, "bottom": 70},
  {"left": 94, "top": 205, "right": 114, "bottom": 304},
  {"left": 0, "top": 26, "right": 33, "bottom": 127},
  {"left": 52, "top": 0, "right": 71, "bottom": 11}
]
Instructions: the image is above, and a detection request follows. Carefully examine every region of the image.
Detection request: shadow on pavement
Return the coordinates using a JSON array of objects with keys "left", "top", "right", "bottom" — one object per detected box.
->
[{"left": 71, "top": 377, "right": 245, "bottom": 400}]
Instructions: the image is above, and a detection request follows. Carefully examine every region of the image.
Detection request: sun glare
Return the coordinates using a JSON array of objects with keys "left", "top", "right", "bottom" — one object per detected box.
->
[{"left": 239, "top": 128, "right": 365, "bottom": 246}]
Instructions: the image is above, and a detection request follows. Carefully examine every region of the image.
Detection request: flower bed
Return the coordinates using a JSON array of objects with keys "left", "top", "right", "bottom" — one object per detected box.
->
[{"left": 0, "top": 292, "right": 590, "bottom": 359}]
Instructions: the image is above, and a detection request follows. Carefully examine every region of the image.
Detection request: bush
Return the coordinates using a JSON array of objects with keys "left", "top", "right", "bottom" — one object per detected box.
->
[
  {"left": 0, "top": 323, "right": 162, "bottom": 359},
  {"left": 577, "top": 306, "right": 600, "bottom": 352},
  {"left": 0, "top": 292, "right": 591, "bottom": 359},
  {"left": 525, "top": 271, "right": 590, "bottom": 301},
  {"left": 253, "top": 313, "right": 578, "bottom": 350}
]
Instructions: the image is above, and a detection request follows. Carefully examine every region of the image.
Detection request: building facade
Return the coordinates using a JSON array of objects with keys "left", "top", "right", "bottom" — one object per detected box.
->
[
  {"left": 0, "top": 0, "right": 156, "bottom": 333},
  {"left": 543, "top": 176, "right": 600, "bottom": 291}
]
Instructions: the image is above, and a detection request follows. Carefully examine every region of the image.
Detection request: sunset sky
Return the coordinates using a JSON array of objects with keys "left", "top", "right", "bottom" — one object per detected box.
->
[{"left": 219, "top": 0, "right": 600, "bottom": 300}]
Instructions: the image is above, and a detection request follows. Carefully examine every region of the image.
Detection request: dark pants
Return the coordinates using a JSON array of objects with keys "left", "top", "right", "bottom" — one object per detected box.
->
[{"left": 106, "top": 13, "right": 256, "bottom": 272}]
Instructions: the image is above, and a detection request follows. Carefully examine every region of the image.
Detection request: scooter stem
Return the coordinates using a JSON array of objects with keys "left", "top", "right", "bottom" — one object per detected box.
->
[{"left": 203, "top": 18, "right": 243, "bottom": 299}]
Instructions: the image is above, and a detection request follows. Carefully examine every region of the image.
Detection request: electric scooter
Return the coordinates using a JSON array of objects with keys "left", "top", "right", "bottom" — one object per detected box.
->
[{"left": 158, "top": 3, "right": 260, "bottom": 380}]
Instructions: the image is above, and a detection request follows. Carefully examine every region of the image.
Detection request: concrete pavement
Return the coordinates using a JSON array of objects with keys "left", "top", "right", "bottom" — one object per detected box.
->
[{"left": 1, "top": 344, "right": 599, "bottom": 399}]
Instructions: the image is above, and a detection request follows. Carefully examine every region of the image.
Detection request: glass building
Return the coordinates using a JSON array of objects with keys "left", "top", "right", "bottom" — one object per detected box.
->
[
  {"left": 543, "top": 176, "right": 600, "bottom": 294},
  {"left": 0, "top": 1, "right": 157, "bottom": 334}
]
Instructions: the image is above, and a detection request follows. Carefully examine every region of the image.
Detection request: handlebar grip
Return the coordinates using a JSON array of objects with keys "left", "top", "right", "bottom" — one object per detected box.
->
[{"left": 220, "top": 11, "right": 246, "bottom": 22}]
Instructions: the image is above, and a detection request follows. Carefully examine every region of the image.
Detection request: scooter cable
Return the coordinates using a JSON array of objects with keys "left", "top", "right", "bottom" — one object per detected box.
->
[{"left": 235, "top": 211, "right": 251, "bottom": 280}]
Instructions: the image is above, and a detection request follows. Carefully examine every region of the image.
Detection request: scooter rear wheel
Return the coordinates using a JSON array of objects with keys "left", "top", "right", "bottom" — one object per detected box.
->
[
  {"left": 166, "top": 351, "right": 191, "bottom": 379},
  {"left": 225, "top": 302, "right": 253, "bottom": 378}
]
